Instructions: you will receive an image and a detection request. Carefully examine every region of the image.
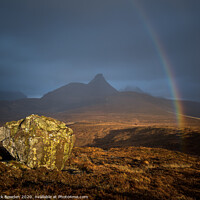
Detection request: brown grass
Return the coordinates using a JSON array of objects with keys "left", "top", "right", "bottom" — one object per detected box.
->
[
  {"left": 1, "top": 146, "right": 200, "bottom": 199},
  {"left": 1, "top": 112, "right": 200, "bottom": 199}
]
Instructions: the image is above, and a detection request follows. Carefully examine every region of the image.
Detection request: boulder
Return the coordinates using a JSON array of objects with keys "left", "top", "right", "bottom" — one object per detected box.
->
[{"left": 0, "top": 114, "right": 75, "bottom": 170}]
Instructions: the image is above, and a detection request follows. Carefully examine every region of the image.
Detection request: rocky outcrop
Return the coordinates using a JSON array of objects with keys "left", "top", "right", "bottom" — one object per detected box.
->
[{"left": 0, "top": 114, "right": 75, "bottom": 170}]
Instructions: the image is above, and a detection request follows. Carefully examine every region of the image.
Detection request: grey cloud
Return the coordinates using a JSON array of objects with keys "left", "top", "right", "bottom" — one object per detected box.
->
[{"left": 0, "top": 0, "right": 199, "bottom": 100}]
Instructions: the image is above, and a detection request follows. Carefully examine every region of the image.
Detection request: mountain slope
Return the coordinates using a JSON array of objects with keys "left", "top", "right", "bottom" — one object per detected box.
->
[
  {"left": 40, "top": 74, "right": 118, "bottom": 112},
  {"left": 87, "top": 73, "right": 118, "bottom": 96},
  {"left": 62, "top": 91, "right": 174, "bottom": 116}
]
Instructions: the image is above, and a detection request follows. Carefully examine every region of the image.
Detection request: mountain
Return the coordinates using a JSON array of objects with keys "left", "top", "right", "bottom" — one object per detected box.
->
[
  {"left": 0, "top": 91, "right": 27, "bottom": 101},
  {"left": 87, "top": 74, "right": 118, "bottom": 96},
  {"left": 0, "top": 74, "right": 200, "bottom": 123},
  {"left": 40, "top": 74, "right": 118, "bottom": 112},
  {"left": 53, "top": 91, "right": 175, "bottom": 125}
]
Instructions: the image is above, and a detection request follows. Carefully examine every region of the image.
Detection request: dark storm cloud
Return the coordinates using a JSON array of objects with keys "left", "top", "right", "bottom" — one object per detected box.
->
[
  {"left": 0, "top": 0, "right": 199, "bottom": 101},
  {"left": 137, "top": 0, "right": 200, "bottom": 79}
]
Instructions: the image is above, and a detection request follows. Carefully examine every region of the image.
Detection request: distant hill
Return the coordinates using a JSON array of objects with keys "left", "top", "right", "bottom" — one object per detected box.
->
[
  {"left": 120, "top": 86, "right": 144, "bottom": 93},
  {"left": 0, "top": 74, "right": 199, "bottom": 123},
  {"left": 181, "top": 100, "right": 200, "bottom": 118},
  {"left": 0, "top": 91, "right": 27, "bottom": 101}
]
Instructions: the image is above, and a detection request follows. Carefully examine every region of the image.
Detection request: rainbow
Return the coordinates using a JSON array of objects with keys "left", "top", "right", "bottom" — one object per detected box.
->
[{"left": 130, "top": 0, "right": 185, "bottom": 128}]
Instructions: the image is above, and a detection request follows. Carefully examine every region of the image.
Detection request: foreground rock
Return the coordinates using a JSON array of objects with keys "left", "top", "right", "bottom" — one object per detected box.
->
[{"left": 0, "top": 114, "right": 75, "bottom": 170}]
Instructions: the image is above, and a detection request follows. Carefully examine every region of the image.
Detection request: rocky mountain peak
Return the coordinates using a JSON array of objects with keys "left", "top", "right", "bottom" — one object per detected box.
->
[
  {"left": 88, "top": 74, "right": 118, "bottom": 95},
  {"left": 88, "top": 73, "right": 106, "bottom": 85}
]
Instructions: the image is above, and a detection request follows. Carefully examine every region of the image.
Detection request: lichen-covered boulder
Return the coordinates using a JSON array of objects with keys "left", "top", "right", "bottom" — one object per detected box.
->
[{"left": 0, "top": 114, "right": 75, "bottom": 170}]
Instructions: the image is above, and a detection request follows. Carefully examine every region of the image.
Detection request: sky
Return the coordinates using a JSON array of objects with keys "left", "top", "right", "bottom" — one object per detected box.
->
[{"left": 0, "top": 0, "right": 200, "bottom": 101}]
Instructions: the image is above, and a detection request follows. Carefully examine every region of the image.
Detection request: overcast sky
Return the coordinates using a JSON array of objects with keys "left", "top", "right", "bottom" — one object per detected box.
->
[{"left": 0, "top": 0, "right": 200, "bottom": 101}]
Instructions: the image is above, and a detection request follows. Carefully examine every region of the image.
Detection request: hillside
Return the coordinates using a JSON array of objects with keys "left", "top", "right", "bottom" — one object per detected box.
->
[
  {"left": 0, "top": 147, "right": 200, "bottom": 199},
  {"left": 89, "top": 126, "right": 200, "bottom": 156}
]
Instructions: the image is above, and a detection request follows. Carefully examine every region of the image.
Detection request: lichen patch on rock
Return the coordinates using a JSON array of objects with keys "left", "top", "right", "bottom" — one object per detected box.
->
[{"left": 0, "top": 114, "right": 75, "bottom": 170}]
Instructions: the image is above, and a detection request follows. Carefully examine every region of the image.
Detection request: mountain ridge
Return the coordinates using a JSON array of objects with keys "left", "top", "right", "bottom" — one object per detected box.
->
[
  {"left": 0, "top": 74, "right": 200, "bottom": 123},
  {"left": 40, "top": 74, "right": 118, "bottom": 113}
]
